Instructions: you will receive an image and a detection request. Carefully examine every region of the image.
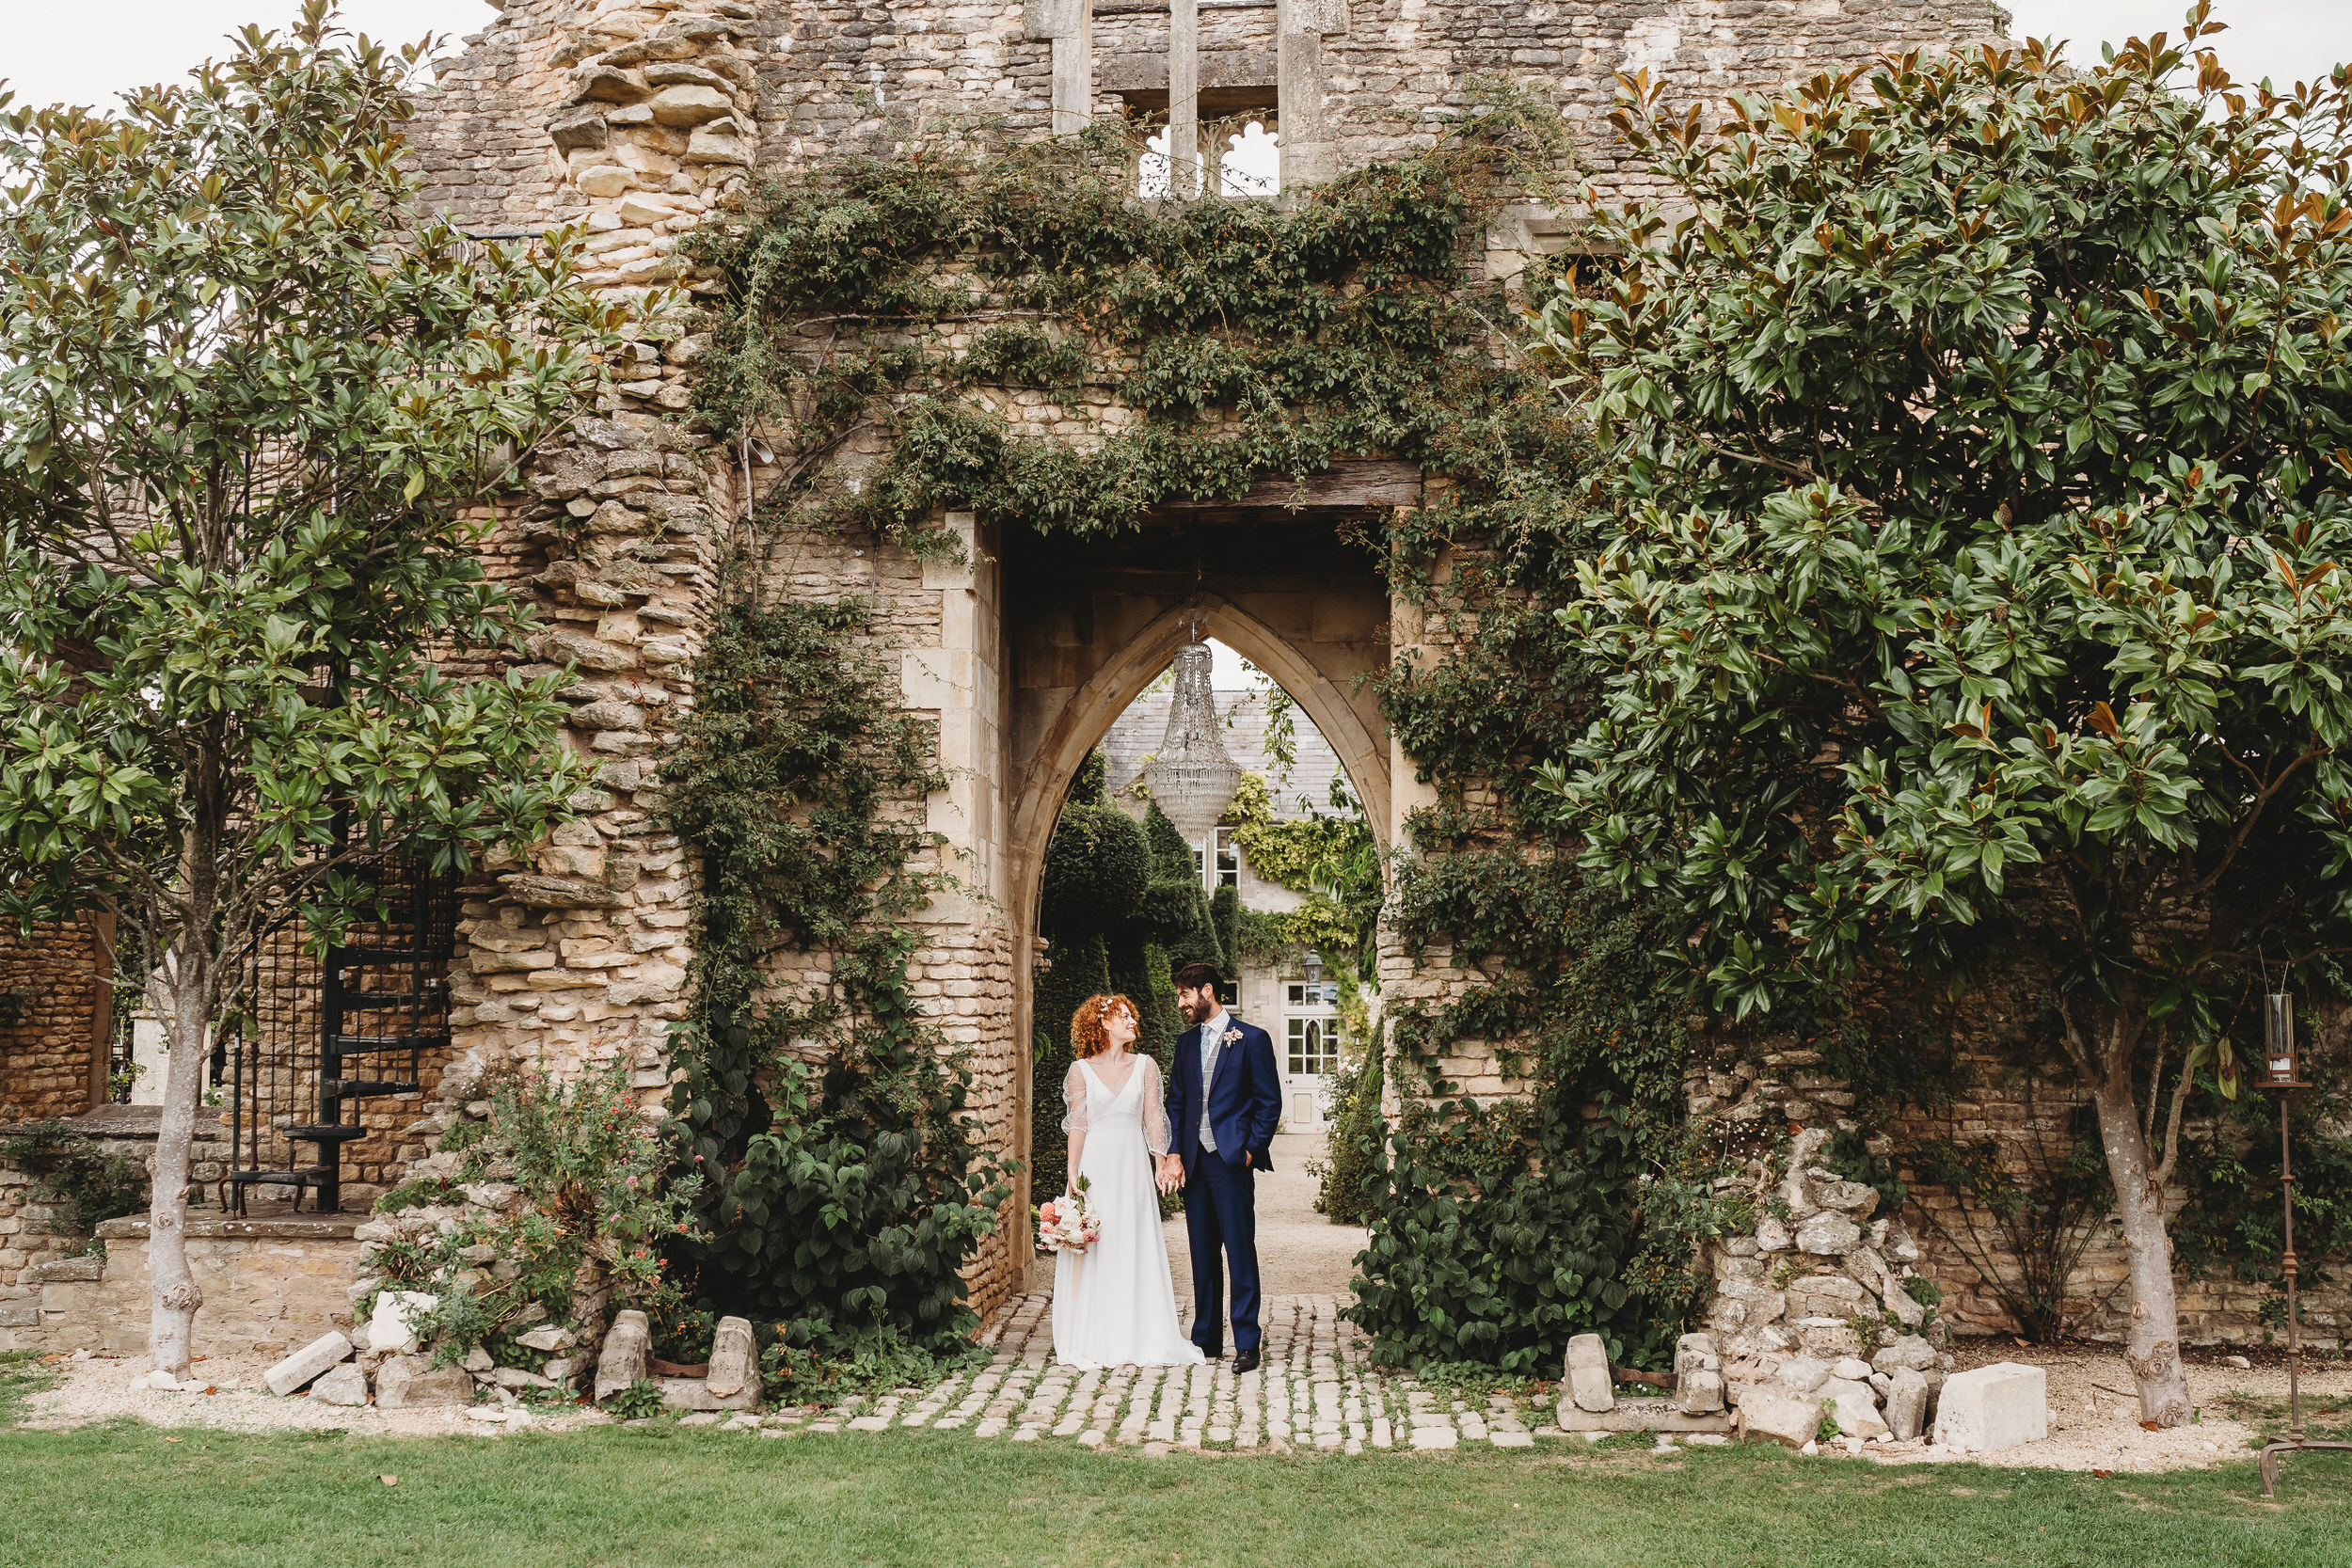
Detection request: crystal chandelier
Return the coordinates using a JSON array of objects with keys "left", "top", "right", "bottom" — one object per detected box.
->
[{"left": 1142, "top": 641, "right": 1241, "bottom": 840}]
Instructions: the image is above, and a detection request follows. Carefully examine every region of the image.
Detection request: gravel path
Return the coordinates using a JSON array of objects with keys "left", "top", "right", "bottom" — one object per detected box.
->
[
  {"left": 1891, "top": 1338, "right": 2352, "bottom": 1475},
  {"left": 19, "top": 1349, "right": 604, "bottom": 1438}
]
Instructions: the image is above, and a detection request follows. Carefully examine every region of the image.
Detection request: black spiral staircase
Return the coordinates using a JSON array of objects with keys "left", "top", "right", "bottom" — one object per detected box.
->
[{"left": 226, "top": 860, "right": 458, "bottom": 1216}]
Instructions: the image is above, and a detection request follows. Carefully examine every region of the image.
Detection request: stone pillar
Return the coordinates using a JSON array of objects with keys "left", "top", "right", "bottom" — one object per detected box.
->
[
  {"left": 1028, "top": 0, "right": 1096, "bottom": 136},
  {"left": 901, "top": 510, "right": 1022, "bottom": 1313},
  {"left": 1168, "top": 0, "right": 1200, "bottom": 196},
  {"left": 1276, "top": 0, "right": 1347, "bottom": 187}
]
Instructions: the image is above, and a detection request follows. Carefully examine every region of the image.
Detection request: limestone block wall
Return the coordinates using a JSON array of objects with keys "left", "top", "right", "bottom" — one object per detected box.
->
[
  {"left": 0, "top": 917, "right": 109, "bottom": 1125},
  {"left": 1686, "top": 1030, "right": 2352, "bottom": 1349},
  {"left": 5, "top": 1215, "right": 360, "bottom": 1359},
  {"left": 0, "top": 1108, "right": 232, "bottom": 1291},
  {"left": 389, "top": 0, "right": 2025, "bottom": 1328}
]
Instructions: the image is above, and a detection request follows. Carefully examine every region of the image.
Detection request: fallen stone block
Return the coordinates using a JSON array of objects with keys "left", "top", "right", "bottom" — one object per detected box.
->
[
  {"left": 706, "top": 1315, "right": 756, "bottom": 1399},
  {"left": 1820, "top": 1376, "right": 1889, "bottom": 1440},
  {"left": 1794, "top": 1212, "right": 1862, "bottom": 1256},
  {"left": 594, "top": 1308, "right": 651, "bottom": 1404},
  {"left": 376, "top": 1355, "right": 475, "bottom": 1410},
  {"left": 1931, "top": 1362, "right": 2046, "bottom": 1453},
  {"left": 1552, "top": 1397, "right": 1731, "bottom": 1434},
  {"left": 1736, "top": 1386, "right": 1823, "bottom": 1449},
  {"left": 265, "top": 1331, "right": 355, "bottom": 1397},
  {"left": 364, "top": 1292, "right": 437, "bottom": 1355},
  {"left": 310, "top": 1362, "right": 368, "bottom": 1406},
  {"left": 1872, "top": 1334, "right": 1939, "bottom": 1373},
  {"left": 1883, "top": 1367, "right": 1930, "bottom": 1441},
  {"left": 1777, "top": 1355, "right": 1833, "bottom": 1394},
  {"left": 1565, "top": 1333, "right": 1614, "bottom": 1414},
  {"left": 660, "top": 1375, "right": 760, "bottom": 1413},
  {"left": 1790, "top": 1317, "right": 1864, "bottom": 1358},
  {"left": 1679, "top": 1370, "right": 1726, "bottom": 1416}
]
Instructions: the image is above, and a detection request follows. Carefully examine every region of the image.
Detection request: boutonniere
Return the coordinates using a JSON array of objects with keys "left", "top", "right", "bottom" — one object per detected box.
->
[{"left": 1220, "top": 1028, "right": 1243, "bottom": 1046}]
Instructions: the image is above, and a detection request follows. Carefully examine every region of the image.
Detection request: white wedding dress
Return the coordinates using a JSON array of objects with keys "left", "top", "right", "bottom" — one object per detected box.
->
[{"left": 1051, "top": 1055, "right": 1206, "bottom": 1369}]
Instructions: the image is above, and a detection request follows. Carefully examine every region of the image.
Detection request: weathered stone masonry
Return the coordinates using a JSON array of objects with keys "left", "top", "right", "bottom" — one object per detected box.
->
[
  {"left": 404, "top": 0, "right": 2013, "bottom": 1323},
  {"left": 2, "top": 0, "right": 2021, "bottom": 1338}
]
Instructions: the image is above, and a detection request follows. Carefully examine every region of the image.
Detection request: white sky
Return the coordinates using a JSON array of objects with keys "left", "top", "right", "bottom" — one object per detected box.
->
[{"left": 3, "top": 2, "right": 2344, "bottom": 113}]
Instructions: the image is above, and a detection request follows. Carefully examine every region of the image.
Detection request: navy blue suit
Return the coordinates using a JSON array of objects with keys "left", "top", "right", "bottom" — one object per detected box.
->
[{"left": 1165, "top": 1016, "right": 1282, "bottom": 1355}]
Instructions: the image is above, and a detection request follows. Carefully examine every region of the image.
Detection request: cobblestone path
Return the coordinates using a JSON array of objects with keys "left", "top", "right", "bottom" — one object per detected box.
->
[{"left": 728, "top": 1292, "right": 1546, "bottom": 1454}]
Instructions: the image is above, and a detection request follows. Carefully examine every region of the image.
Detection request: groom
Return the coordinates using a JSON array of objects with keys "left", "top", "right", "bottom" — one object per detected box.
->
[{"left": 1157, "top": 961, "right": 1281, "bottom": 1372}]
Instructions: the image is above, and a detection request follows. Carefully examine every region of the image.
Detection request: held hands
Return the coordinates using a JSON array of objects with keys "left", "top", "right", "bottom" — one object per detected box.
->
[{"left": 1154, "top": 1153, "right": 1185, "bottom": 1195}]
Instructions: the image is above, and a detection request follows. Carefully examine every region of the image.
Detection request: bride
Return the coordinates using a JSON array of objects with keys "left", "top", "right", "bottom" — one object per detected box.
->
[{"left": 1051, "top": 993, "right": 1206, "bottom": 1369}]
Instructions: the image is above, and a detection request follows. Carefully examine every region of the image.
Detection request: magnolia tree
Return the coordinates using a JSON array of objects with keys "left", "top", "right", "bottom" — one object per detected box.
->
[
  {"left": 1535, "top": 17, "right": 2352, "bottom": 1423},
  {"left": 0, "top": 7, "right": 628, "bottom": 1378}
]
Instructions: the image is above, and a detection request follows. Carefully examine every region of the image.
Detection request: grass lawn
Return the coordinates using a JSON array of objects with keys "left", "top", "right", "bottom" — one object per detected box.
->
[{"left": 3, "top": 1384, "right": 2346, "bottom": 1568}]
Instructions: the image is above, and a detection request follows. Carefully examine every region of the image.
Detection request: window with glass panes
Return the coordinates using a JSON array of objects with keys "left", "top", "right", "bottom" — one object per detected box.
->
[
  {"left": 1213, "top": 827, "right": 1238, "bottom": 888},
  {"left": 1283, "top": 980, "right": 1343, "bottom": 1076}
]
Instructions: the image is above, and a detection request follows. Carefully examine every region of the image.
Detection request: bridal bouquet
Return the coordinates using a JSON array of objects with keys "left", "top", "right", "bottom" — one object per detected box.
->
[{"left": 1035, "top": 1175, "right": 1102, "bottom": 1255}]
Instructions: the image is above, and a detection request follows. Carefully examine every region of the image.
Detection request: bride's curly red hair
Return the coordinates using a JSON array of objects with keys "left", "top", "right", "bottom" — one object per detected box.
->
[{"left": 1070, "top": 993, "right": 1139, "bottom": 1059}]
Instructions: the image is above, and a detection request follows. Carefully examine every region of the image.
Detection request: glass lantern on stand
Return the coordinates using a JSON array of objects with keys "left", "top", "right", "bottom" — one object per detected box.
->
[{"left": 2256, "top": 987, "right": 2352, "bottom": 1496}]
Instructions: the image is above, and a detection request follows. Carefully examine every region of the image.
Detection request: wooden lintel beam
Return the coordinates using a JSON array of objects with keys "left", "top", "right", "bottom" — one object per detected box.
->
[{"left": 1157, "top": 459, "right": 1422, "bottom": 511}]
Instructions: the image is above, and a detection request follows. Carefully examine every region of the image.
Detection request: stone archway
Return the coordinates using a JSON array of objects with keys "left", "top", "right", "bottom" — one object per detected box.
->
[{"left": 992, "top": 510, "right": 1392, "bottom": 1237}]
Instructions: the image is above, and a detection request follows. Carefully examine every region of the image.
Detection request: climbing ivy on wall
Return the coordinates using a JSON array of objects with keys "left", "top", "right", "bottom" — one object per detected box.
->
[
  {"left": 1227, "top": 772, "right": 1381, "bottom": 978},
  {"left": 684, "top": 83, "right": 1574, "bottom": 555},
  {"left": 660, "top": 594, "right": 1016, "bottom": 1354}
]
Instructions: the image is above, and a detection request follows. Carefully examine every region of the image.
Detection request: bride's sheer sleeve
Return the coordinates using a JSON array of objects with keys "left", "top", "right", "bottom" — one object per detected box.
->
[
  {"left": 1141, "top": 1057, "right": 1171, "bottom": 1156},
  {"left": 1060, "top": 1061, "right": 1089, "bottom": 1135}
]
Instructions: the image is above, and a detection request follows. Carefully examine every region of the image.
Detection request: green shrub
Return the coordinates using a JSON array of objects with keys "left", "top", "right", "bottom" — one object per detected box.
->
[
  {"left": 605, "top": 1378, "right": 664, "bottom": 1420},
  {"left": 1029, "top": 931, "right": 1110, "bottom": 1200},
  {"left": 1311, "top": 1048, "right": 1385, "bottom": 1226},
  {"left": 1041, "top": 802, "right": 1152, "bottom": 929},
  {"left": 1348, "top": 876, "right": 1724, "bottom": 1373},
  {"left": 387, "top": 1058, "right": 706, "bottom": 1357},
  {"left": 373, "top": 1177, "right": 460, "bottom": 1214},
  {"left": 1210, "top": 884, "right": 1241, "bottom": 974},
  {"left": 759, "top": 1334, "right": 988, "bottom": 1409},
  {"left": 661, "top": 596, "right": 1012, "bottom": 1361}
]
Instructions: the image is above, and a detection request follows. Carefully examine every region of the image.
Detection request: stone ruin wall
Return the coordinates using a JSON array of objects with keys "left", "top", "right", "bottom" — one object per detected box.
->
[
  {"left": 0, "top": 0, "right": 2015, "bottom": 1328},
  {"left": 1687, "top": 1008, "right": 2352, "bottom": 1350},
  {"left": 0, "top": 918, "right": 108, "bottom": 1129},
  {"left": 305, "top": 0, "right": 2025, "bottom": 1318}
]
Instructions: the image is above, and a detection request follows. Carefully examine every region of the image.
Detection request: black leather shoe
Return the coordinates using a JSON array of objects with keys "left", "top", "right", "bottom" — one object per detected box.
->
[{"left": 1232, "top": 1348, "right": 1261, "bottom": 1374}]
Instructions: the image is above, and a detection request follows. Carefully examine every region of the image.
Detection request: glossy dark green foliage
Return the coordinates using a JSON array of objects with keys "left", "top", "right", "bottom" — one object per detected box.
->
[
  {"left": 1350, "top": 1101, "right": 1649, "bottom": 1375},
  {"left": 1537, "top": 32, "right": 2352, "bottom": 1037},
  {"left": 0, "top": 7, "right": 611, "bottom": 1033},
  {"left": 1349, "top": 863, "right": 1737, "bottom": 1370},
  {"left": 1530, "top": 24, "right": 2352, "bottom": 1377},
  {"left": 692, "top": 930, "right": 1013, "bottom": 1350},
  {"left": 1311, "top": 1050, "right": 1385, "bottom": 1227},
  {"left": 1210, "top": 884, "right": 1242, "bottom": 974}
]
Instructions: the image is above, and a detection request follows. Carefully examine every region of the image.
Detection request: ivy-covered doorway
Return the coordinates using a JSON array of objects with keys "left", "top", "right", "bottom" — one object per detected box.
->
[{"left": 999, "top": 509, "right": 1393, "bottom": 1249}]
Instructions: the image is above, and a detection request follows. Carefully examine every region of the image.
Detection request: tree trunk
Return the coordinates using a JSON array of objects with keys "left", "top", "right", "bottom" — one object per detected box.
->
[
  {"left": 145, "top": 946, "right": 212, "bottom": 1381},
  {"left": 2087, "top": 1065, "right": 2193, "bottom": 1426}
]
